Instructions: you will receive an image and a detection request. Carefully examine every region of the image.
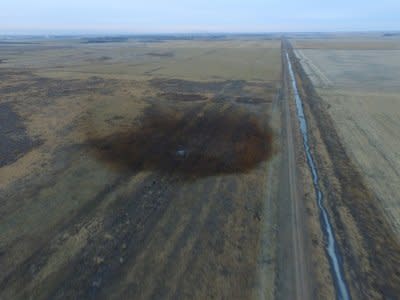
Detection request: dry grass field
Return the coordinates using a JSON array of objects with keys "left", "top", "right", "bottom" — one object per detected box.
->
[
  {"left": 8, "top": 34, "right": 399, "bottom": 299},
  {"left": 293, "top": 38, "right": 400, "bottom": 235},
  {"left": 1, "top": 39, "right": 281, "bottom": 82},
  {"left": 0, "top": 37, "right": 282, "bottom": 299}
]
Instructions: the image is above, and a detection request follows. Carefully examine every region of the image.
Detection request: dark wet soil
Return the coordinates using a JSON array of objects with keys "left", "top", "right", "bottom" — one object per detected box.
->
[
  {"left": 0, "top": 76, "right": 116, "bottom": 97},
  {"left": 150, "top": 78, "right": 246, "bottom": 95},
  {"left": 146, "top": 52, "right": 174, "bottom": 58},
  {"left": 235, "top": 96, "right": 269, "bottom": 104},
  {"left": 158, "top": 92, "right": 208, "bottom": 102},
  {"left": 0, "top": 103, "right": 41, "bottom": 167}
]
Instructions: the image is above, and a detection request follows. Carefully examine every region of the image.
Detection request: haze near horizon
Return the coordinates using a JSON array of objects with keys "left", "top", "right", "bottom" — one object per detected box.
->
[{"left": 1, "top": 0, "right": 400, "bottom": 34}]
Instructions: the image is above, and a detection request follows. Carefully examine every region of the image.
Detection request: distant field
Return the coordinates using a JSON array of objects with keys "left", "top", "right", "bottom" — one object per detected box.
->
[
  {"left": 0, "top": 39, "right": 281, "bottom": 81},
  {"left": 0, "top": 38, "right": 281, "bottom": 299},
  {"left": 293, "top": 39, "right": 400, "bottom": 235},
  {"left": 292, "top": 38, "right": 400, "bottom": 50}
]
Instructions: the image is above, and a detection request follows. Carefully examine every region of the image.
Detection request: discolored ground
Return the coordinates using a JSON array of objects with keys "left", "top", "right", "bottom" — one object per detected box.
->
[
  {"left": 0, "top": 102, "right": 42, "bottom": 167},
  {"left": 86, "top": 104, "right": 273, "bottom": 178},
  {"left": 0, "top": 37, "right": 282, "bottom": 299}
]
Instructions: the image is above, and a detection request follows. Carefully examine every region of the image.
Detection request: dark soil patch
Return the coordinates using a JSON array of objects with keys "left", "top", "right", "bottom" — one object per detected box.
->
[
  {"left": 0, "top": 103, "right": 42, "bottom": 167},
  {"left": 150, "top": 78, "right": 245, "bottom": 95},
  {"left": 0, "top": 69, "right": 33, "bottom": 81},
  {"left": 0, "top": 75, "right": 116, "bottom": 97},
  {"left": 97, "top": 56, "right": 112, "bottom": 61},
  {"left": 33, "top": 77, "right": 115, "bottom": 97},
  {"left": 85, "top": 56, "right": 112, "bottom": 63},
  {"left": 86, "top": 104, "right": 273, "bottom": 179},
  {"left": 235, "top": 96, "right": 269, "bottom": 105},
  {"left": 159, "top": 92, "right": 208, "bottom": 102},
  {"left": 146, "top": 52, "right": 174, "bottom": 58}
]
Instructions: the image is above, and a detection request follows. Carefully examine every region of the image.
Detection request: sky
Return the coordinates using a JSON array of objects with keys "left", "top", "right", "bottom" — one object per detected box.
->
[{"left": 1, "top": 0, "right": 400, "bottom": 34}]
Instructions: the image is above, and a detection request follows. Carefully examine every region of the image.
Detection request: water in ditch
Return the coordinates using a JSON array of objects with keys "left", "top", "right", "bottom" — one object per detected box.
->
[{"left": 286, "top": 51, "right": 350, "bottom": 300}]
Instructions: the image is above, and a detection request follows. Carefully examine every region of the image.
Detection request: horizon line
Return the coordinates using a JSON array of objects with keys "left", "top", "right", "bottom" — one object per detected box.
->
[{"left": 1, "top": 29, "right": 400, "bottom": 37}]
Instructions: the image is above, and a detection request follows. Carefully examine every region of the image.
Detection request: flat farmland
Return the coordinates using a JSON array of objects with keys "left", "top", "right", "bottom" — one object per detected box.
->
[
  {"left": 293, "top": 39, "right": 400, "bottom": 235},
  {"left": 292, "top": 37, "right": 400, "bottom": 50},
  {"left": 0, "top": 37, "right": 282, "bottom": 299},
  {"left": 1, "top": 39, "right": 281, "bottom": 82}
]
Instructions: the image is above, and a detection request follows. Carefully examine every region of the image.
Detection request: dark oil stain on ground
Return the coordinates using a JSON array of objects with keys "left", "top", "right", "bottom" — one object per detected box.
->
[{"left": 86, "top": 104, "right": 273, "bottom": 179}]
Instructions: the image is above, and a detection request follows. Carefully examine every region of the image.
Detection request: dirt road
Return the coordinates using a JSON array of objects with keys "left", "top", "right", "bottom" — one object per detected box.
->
[{"left": 276, "top": 42, "right": 310, "bottom": 300}]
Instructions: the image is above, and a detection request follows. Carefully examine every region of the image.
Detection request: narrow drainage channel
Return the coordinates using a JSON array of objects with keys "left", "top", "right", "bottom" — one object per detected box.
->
[{"left": 285, "top": 51, "right": 351, "bottom": 300}]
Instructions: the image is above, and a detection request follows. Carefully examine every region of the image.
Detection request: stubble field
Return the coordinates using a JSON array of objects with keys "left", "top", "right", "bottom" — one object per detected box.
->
[
  {"left": 290, "top": 36, "right": 400, "bottom": 298},
  {"left": 293, "top": 38, "right": 400, "bottom": 235}
]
